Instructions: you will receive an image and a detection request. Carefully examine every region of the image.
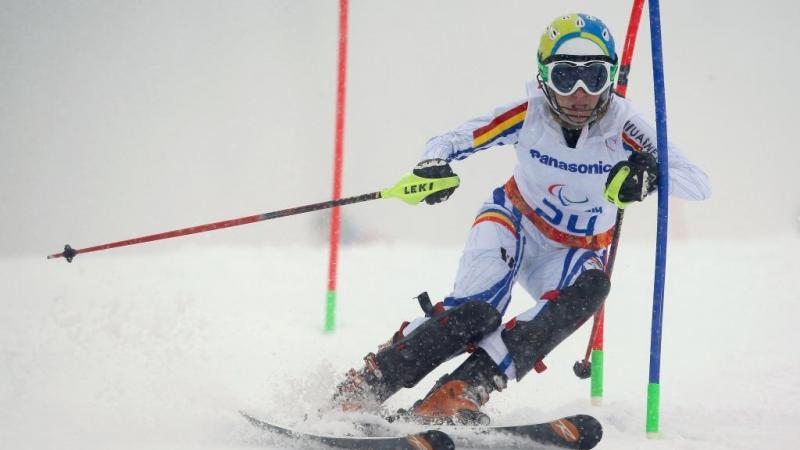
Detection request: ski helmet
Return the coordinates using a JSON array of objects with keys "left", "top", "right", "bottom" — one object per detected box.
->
[{"left": 536, "top": 14, "right": 618, "bottom": 128}]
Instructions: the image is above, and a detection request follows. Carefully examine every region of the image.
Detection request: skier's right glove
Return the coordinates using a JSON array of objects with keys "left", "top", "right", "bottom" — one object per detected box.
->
[
  {"left": 412, "top": 158, "right": 458, "bottom": 205},
  {"left": 604, "top": 151, "right": 658, "bottom": 208}
]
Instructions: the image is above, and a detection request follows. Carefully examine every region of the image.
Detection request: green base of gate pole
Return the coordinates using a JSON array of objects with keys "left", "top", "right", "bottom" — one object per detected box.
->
[
  {"left": 646, "top": 382, "right": 661, "bottom": 437},
  {"left": 324, "top": 290, "right": 337, "bottom": 332},
  {"left": 590, "top": 349, "right": 604, "bottom": 405}
]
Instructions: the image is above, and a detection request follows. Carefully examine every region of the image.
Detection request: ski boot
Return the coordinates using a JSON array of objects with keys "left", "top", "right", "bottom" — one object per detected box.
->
[
  {"left": 331, "top": 299, "right": 502, "bottom": 413},
  {"left": 331, "top": 352, "right": 386, "bottom": 413},
  {"left": 404, "top": 348, "right": 507, "bottom": 425}
]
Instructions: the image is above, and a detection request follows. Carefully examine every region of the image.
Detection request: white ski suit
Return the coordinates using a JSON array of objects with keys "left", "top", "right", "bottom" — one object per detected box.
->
[{"left": 404, "top": 82, "right": 711, "bottom": 380}]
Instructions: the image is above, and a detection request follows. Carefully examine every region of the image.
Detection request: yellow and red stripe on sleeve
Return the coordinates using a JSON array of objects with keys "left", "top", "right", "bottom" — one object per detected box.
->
[
  {"left": 472, "top": 103, "right": 528, "bottom": 149},
  {"left": 473, "top": 210, "right": 518, "bottom": 235},
  {"left": 621, "top": 131, "right": 643, "bottom": 153}
]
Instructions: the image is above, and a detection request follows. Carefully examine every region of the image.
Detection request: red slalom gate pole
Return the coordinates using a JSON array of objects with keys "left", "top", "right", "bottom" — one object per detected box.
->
[
  {"left": 573, "top": 0, "right": 646, "bottom": 405},
  {"left": 615, "top": 0, "right": 646, "bottom": 98},
  {"left": 325, "top": 0, "right": 349, "bottom": 333}
]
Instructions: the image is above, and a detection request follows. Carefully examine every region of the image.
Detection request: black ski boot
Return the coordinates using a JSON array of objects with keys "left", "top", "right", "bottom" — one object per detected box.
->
[{"left": 331, "top": 300, "right": 502, "bottom": 413}]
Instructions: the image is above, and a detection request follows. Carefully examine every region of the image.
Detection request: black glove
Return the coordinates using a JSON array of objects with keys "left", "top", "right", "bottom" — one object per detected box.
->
[
  {"left": 605, "top": 152, "right": 658, "bottom": 205},
  {"left": 412, "top": 158, "right": 458, "bottom": 205}
]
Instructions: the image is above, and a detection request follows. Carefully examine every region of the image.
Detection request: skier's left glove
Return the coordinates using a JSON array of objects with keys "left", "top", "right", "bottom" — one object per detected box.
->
[
  {"left": 604, "top": 152, "right": 658, "bottom": 208},
  {"left": 412, "top": 158, "right": 458, "bottom": 205}
]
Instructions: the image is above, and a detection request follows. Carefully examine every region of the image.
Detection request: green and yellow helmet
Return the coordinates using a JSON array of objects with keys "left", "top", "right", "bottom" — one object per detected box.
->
[
  {"left": 536, "top": 14, "right": 619, "bottom": 128},
  {"left": 538, "top": 14, "right": 617, "bottom": 62}
]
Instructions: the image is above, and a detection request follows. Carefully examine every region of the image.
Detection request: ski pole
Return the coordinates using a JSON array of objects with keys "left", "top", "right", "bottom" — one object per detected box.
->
[
  {"left": 46, "top": 173, "right": 459, "bottom": 262},
  {"left": 572, "top": 0, "right": 646, "bottom": 404}
]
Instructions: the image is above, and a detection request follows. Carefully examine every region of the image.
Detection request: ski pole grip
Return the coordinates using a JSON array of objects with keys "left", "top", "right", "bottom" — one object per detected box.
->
[{"left": 381, "top": 173, "right": 460, "bottom": 205}]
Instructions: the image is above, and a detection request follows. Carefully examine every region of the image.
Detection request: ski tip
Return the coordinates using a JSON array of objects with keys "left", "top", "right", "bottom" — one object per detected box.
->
[
  {"left": 410, "top": 430, "right": 454, "bottom": 450},
  {"left": 559, "top": 415, "right": 603, "bottom": 450},
  {"left": 239, "top": 410, "right": 276, "bottom": 430},
  {"left": 238, "top": 410, "right": 259, "bottom": 426}
]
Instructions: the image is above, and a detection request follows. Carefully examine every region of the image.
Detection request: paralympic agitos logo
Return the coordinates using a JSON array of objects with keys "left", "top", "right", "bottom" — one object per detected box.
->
[
  {"left": 529, "top": 149, "right": 612, "bottom": 174},
  {"left": 548, "top": 184, "right": 589, "bottom": 207}
]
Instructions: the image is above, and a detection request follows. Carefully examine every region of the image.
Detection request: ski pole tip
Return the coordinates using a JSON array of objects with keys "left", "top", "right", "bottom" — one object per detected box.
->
[
  {"left": 48, "top": 244, "right": 77, "bottom": 263},
  {"left": 573, "top": 360, "right": 591, "bottom": 379}
]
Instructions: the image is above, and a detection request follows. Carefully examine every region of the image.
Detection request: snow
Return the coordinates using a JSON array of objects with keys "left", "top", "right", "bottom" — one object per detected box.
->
[{"left": 2, "top": 236, "right": 799, "bottom": 449}]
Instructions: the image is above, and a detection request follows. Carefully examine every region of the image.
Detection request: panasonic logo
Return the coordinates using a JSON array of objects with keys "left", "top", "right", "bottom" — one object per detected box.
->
[{"left": 529, "top": 149, "right": 612, "bottom": 174}]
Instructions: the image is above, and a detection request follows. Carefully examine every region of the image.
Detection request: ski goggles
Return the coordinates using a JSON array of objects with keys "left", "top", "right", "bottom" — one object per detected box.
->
[{"left": 542, "top": 59, "right": 615, "bottom": 96}]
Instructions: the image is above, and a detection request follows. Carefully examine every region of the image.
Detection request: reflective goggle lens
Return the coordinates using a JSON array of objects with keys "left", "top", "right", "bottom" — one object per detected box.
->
[{"left": 549, "top": 62, "right": 611, "bottom": 95}]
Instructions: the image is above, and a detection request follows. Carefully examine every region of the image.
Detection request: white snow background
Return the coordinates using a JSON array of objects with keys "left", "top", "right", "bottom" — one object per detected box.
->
[
  {"left": 2, "top": 239, "right": 799, "bottom": 450},
  {"left": 2, "top": 0, "right": 800, "bottom": 449}
]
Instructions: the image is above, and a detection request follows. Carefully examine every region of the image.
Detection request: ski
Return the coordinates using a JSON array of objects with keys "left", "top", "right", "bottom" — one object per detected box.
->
[
  {"left": 462, "top": 414, "right": 603, "bottom": 450},
  {"left": 360, "top": 413, "right": 602, "bottom": 449},
  {"left": 240, "top": 411, "right": 455, "bottom": 450},
  {"left": 242, "top": 410, "right": 602, "bottom": 450}
]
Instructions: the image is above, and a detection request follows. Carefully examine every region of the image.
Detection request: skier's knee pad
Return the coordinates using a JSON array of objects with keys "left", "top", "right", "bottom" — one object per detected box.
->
[
  {"left": 502, "top": 269, "right": 610, "bottom": 379},
  {"left": 375, "top": 300, "right": 502, "bottom": 393}
]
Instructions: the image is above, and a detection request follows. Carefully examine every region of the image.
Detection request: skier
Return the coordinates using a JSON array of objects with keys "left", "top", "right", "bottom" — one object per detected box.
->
[{"left": 332, "top": 13, "right": 711, "bottom": 424}]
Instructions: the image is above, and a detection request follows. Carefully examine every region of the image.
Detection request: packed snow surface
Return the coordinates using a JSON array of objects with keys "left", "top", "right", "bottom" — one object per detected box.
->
[{"left": 2, "top": 237, "right": 798, "bottom": 449}]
